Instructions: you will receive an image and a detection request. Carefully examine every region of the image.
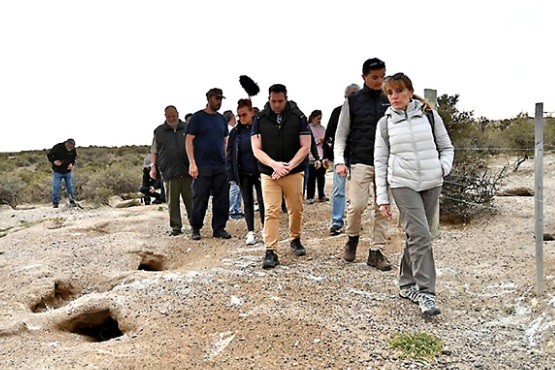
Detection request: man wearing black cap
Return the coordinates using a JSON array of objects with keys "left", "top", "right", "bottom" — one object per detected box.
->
[
  {"left": 334, "top": 58, "right": 392, "bottom": 271},
  {"left": 185, "top": 88, "right": 232, "bottom": 240},
  {"left": 47, "top": 138, "right": 77, "bottom": 208}
]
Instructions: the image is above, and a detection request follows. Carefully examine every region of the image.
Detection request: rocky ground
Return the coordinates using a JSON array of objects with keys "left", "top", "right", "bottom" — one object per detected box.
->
[{"left": 1, "top": 155, "right": 554, "bottom": 369}]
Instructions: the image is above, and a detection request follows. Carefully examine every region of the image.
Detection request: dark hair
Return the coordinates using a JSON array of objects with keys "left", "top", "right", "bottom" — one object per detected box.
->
[
  {"left": 223, "top": 110, "right": 234, "bottom": 122},
  {"left": 237, "top": 98, "right": 253, "bottom": 111},
  {"left": 362, "top": 58, "right": 386, "bottom": 76},
  {"left": 164, "top": 105, "right": 177, "bottom": 113},
  {"left": 308, "top": 110, "right": 322, "bottom": 123},
  {"left": 268, "top": 84, "right": 287, "bottom": 96},
  {"left": 184, "top": 113, "right": 193, "bottom": 119}
]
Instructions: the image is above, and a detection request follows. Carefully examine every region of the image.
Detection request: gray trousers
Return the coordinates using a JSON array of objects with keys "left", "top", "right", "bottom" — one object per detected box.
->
[{"left": 392, "top": 186, "right": 441, "bottom": 294}]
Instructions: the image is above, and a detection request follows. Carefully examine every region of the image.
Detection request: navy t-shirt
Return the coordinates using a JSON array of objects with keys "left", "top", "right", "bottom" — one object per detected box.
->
[{"left": 187, "top": 110, "right": 228, "bottom": 167}]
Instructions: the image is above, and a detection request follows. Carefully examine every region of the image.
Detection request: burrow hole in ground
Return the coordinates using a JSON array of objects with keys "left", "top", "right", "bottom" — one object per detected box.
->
[
  {"left": 58, "top": 308, "right": 123, "bottom": 342},
  {"left": 138, "top": 253, "right": 166, "bottom": 271}
]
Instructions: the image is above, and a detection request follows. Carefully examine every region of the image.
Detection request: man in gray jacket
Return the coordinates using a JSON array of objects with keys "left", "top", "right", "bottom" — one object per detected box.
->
[
  {"left": 334, "top": 58, "right": 391, "bottom": 271},
  {"left": 151, "top": 105, "right": 192, "bottom": 236}
]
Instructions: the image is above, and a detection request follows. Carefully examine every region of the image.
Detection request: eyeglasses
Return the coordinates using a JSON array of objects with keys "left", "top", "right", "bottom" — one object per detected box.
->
[{"left": 384, "top": 72, "right": 406, "bottom": 82}]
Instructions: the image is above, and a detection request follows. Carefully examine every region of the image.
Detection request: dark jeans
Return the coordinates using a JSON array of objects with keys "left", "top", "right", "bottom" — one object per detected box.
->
[
  {"left": 239, "top": 174, "right": 265, "bottom": 231},
  {"left": 307, "top": 164, "right": 326, "bottom": 200},
  {"left": 191, "top": 166, "right": 229, "bottom": 232}
]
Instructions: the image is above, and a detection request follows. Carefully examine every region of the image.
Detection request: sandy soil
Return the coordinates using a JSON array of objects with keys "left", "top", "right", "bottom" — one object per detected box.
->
[{"left": 1, "top": 155, "right": 554, "bottom": 369}]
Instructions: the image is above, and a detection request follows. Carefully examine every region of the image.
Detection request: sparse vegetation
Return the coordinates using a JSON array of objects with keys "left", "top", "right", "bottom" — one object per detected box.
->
[{"left": 389, "top": 332, "right": 443, "bottom": 362}]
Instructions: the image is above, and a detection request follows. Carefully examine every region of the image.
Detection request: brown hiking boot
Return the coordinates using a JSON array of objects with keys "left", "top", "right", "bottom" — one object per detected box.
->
[
  {"left": 367, "top": 249, "right": 392, "bottom": 271},
  {"left": 343, "top": 235, "right": 359, "bottom": 262}
]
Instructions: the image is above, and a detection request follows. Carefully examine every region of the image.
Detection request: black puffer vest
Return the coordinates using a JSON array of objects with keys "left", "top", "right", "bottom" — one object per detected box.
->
[
  {"left": 347, "top": 85, "right": 390, "bottom": 165},
  {"left": 256, "top": 101, "right": 308, "bottom": 176}
]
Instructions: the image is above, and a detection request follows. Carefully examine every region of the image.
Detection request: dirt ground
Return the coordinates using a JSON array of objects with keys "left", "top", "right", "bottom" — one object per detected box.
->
[{"left": 1, "top": 155, "right": 554, "bottom": 369}]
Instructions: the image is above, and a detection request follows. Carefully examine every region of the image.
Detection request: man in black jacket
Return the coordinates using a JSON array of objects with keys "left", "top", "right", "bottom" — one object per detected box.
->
[
  {"left": 334, "top": 58, "right": 392, "bottom": 271},
  {"left": 47, "top": 138, "right": 77, "bottom": 208},
  {"left": 151, "top": 105, "right": 192, "bottom": 236},
  {"left": 251, "top": 84, "right": 311, "bottom": 269},
  {"left": 323, "top": 83, "right": 360, "bottom": 235}
]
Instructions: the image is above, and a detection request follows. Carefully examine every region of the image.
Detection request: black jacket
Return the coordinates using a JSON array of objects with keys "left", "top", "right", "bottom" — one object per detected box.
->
[
  {"left": 347, "top": 85, "right": 390, "bottom": 166},
  {"left": 254, "top": 101, "right": 309, "bottom": 176},
  {"left": 152, "top": 120, "right": 190, "bottom": 181},
  {"left": 226, "top": 123, "right": 259, "bottom": 183},
  {"left": 47, "top": 142, "right": 77, "bottom": 174},
  {"left": 323, "top": 105, "right": 342, "bottom": 161}
]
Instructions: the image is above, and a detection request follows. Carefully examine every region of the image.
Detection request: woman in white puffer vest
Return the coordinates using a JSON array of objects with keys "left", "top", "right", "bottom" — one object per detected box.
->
[{"left": 374, "top": 73, "right": 454, "bottom": 317}]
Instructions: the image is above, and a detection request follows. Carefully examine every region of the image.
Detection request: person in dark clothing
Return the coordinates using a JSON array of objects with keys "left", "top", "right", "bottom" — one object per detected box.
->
[
  {"left": 251, "top": 84, "right": 311, "bottom": 269},
  {"left": 306, "top": 109, "right": 328, "bottom": 204},
  {"left": 186, "top": 88, "right": 232, "bottom": 241},
  {"left": 140, "top": 155, "right": 166, "bottom": 205},
  {"left": 151, "top": 105, "right": 192, "bottom": 236},
  {"left": 226, "top": 98, "right": 265, "bottom": 245},
  {"left": 323, "top": 83, "right": 360, "bottom": 235},
  {"left": 47, "top": 138, "right": 77, "bottom": 208},
  {"left": 334, "top": 58, "right": 392, "bottom": 271}
]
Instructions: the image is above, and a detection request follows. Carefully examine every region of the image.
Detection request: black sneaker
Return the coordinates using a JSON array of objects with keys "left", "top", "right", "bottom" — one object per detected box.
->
[
  {"left": 168, "top": 229, "right": 182, "bottom": 236},
  {"left": 53, "top": 202, "right": 59, "bottom": 208},
  {"left": 329, "top": 224, "right": 342, "bottom": 235},
  {"left": 262, "top": 250, "right": 279, "bottom": 269},
  {"left": 191, "top": 227, "right": 201, "bottom": 240},
  {"left": 290, "top": 238, "right": 306, "bottom": 256},
  {"left": 213, "top": 229, "right": 231, "bottom": 239}
]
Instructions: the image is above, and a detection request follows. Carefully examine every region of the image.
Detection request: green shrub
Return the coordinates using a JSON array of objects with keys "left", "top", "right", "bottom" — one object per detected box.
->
[
  {"left": 0, "top": 177, "right": 26, "bottom": 207},
  {"left": 389, "top": 332, "right": 442, "bottom": 362}
]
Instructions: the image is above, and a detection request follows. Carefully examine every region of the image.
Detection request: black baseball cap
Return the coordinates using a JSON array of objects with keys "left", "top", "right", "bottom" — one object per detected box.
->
[
  {"left": 362, "top": 58, "right": 386, "bottom": 75},
  {"left": 206, "top": 88, "right": 226, "bottom": 99}
]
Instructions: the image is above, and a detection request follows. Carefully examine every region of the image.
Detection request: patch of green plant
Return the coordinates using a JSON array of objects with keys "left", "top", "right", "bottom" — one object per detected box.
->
[{"left": 389, "top": 332, "right": 442, "bottom": 362}]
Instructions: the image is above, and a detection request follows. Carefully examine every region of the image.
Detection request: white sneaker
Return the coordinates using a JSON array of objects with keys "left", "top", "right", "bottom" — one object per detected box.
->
[{"left": 245, "top": 231, "right": 256, "bottom": 245}]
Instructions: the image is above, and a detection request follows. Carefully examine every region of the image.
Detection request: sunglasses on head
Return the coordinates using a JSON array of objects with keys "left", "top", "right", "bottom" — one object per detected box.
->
[{"left": 385, "top": 72, "right": 406, "bottom": 81}]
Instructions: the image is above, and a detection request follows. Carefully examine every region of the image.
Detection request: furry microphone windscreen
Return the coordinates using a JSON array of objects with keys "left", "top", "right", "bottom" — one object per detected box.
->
[{"left": 239, "top": 75, "right": 260, "bottom": 97}]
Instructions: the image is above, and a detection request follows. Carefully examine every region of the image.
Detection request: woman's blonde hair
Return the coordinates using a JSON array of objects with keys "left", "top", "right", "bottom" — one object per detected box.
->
[{"left": 383, "top": 73, "right": 433, "bottom": 112}]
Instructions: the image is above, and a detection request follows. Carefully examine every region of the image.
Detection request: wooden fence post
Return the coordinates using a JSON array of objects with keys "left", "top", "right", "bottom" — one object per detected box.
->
[
  {"left": 424, "top": 88, "right": 440, "bottom": 237},
  {"left": 534, "top": 102, "right": 544, "bottom": 295}
]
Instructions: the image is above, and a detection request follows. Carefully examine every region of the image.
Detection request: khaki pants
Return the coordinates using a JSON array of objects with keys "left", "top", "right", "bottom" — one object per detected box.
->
[
  {"left": 345, "top": 164, "right": 388, "bottom": 250},
  {"left": 261, "top": 172, "right": 304, "bottom": 251}
]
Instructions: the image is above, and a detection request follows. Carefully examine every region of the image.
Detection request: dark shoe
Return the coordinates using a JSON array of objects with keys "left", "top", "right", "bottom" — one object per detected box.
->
[
  {"left": 306, "top": 198, "right": 314, "bottom": 205},
  {"left": 329, "top": 224, "right": 342, "bottom": 236},
  {"left": 318, "top": 196, "right": 329, "bottom": 202},
  {"left": 69, "top": 199, "right": 76, "bottom": 207},
  {"left": 191, "top": 227, "right": 201, "bottom": 240},
  {"left": 169, "top": 229, "right": 182, "bottom": 236},
  {"left": 53, "top": 202, "right": 59, "bottom": 208},
  {"left": 290, "top": 238, "right": 306, "bottom": 256},
  {"left": 367, "top": 249, "right": 392, "bottom": 271},
  {"left": 343, "top": 235, "right": 359, "bottom": 262},
  {"left": 213, "top": 229, "right": 232, "bottom": 239},
  {"left": 144, "top": 198, "right": 151, "bottom": 205},
  {"left": 262, "top": 250, "right": 279, "bottom": 269},
  {"left": 152, "top": 199, "right": 164, "bottom": 205}
]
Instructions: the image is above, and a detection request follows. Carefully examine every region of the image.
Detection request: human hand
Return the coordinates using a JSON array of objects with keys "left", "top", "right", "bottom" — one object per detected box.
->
[
  {"left": 322, "top": 159, "right": 329, "bottom": 169},
  {"left": 314, "top": 160, "right": 321, "bottom": 170},
  {"left": 149, "top": 166, "right": 157, "bottom": 179},
  {"left": 379, "top": 204, "right": 392, "bottom": 220},
  {"left": 189, "top": 163, "right": 199, "bottom": 179},
  {"left": 335, "top": 164, "right": 348, "bottom": 177},
  {"left": 67, "top": 163, "right": 73, "bottom": 170},
  {"left": 53, "top": 160, "right": 62, "bottom": 166},
  {"left": 271, "top": 161, "right": 290, "bottom": 179}
]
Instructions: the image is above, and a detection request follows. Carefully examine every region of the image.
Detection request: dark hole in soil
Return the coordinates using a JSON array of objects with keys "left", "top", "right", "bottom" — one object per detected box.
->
[
  {"left": 138, "top": 254, "right": 165, "bottom": 271},
  {"left": 58, "top": 309, "right": 123, "bottom": 342}
]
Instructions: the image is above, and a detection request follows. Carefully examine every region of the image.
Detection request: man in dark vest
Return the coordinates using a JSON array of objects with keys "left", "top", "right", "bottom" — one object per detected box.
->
[
  {"left": 251, "top": 84, "right": 311, "bottom": 269},
  {"left": 334, "top": 58, "right": 392, "bottom": 271},
  {"left": 151, "top": 105, "right": 192, "bottom": 236}
]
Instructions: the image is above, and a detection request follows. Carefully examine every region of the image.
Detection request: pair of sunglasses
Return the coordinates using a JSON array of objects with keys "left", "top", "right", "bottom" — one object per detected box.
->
[{"left": 384, "top": 72, "right": 407, "bottom": 81}]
